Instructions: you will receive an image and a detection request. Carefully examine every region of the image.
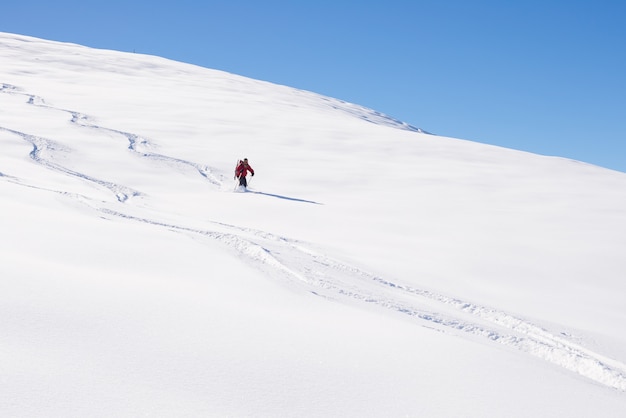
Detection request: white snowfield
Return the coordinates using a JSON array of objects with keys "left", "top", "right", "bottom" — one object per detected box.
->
[{"left": 1, "top": 32, "right": 626, "bottom": 417}]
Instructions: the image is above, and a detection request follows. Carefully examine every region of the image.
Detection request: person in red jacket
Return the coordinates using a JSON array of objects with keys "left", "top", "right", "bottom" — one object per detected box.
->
[{"left": 235, "top": 158, "right": 254, "bottom": 188}]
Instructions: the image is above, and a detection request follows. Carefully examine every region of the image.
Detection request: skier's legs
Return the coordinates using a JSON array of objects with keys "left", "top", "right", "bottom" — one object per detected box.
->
[{"left": 239, "top": 176, "right": 247, "bottom": 187}]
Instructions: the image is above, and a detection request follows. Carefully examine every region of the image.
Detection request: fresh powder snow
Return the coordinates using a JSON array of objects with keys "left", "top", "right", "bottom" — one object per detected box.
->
[{"left": 2, "top": 32, "right": 626, "bottom": 417}]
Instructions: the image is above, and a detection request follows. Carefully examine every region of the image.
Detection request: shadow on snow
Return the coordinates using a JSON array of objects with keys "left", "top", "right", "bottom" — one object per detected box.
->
[{"left": 249, "top": 190, "right": 322, "bottom": 205}]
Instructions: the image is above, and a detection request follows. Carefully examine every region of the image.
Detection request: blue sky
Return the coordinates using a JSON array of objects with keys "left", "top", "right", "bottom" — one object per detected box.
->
[{"left": 4, "top": 0, "right": 626, "bottom": 172}]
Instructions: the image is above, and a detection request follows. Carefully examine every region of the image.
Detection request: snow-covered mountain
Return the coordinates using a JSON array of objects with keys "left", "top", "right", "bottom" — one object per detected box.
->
[{"left": 2, "top": 32, "right": 626, "bottom": 417}]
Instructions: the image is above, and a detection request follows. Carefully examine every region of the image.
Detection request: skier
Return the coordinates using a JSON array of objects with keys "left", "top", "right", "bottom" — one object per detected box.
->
[{"left": 235, "top": 158, "right": 254, "bottom": 189}]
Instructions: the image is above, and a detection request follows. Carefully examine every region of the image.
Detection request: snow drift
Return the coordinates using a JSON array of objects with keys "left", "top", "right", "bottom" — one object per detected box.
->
[{"left": 2, "top": 32, "right": 626, "bottom": 417}]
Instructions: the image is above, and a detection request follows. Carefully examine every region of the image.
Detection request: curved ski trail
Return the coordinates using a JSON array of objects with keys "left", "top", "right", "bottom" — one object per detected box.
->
[
  {"left": 0, "top": 83, "right": 226, "bottom": 201},
  {"left": 3, "top": 83, "right": 625, "bottom": 392},
  {"left": 95, "top": 207, "right": 626, "bottom": 392}
]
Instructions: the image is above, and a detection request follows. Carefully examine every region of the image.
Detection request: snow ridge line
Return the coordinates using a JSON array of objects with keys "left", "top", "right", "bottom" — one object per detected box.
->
[
  {"left": 92, "top": 206, "right": 626, "bottom": 391},
  {"left": 313, "top": 94, "right": 431, "bottom": 133}
]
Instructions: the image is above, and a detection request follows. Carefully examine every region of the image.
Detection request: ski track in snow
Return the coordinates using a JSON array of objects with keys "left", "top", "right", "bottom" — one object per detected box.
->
[
  {"left": 0, "top": 83, "right": 224, "bottom": 197},
  {"left": 2, "top": 84, "right": 626, "bottom": 392}
]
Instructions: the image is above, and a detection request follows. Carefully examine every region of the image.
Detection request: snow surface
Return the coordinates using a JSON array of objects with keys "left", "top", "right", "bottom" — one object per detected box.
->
[{"left": 2, "top": 32, "right": 626, "bottom": 417}]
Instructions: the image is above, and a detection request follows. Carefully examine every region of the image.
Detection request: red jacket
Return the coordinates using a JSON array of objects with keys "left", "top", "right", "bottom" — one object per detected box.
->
[{"left": 235, "top": 161, "right": 254, "bottom": 178}]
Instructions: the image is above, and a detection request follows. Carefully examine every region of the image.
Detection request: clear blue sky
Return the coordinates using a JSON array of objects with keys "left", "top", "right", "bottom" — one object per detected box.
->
[{"left": 4, "top": 0, "right": 626, "bottom": 172}]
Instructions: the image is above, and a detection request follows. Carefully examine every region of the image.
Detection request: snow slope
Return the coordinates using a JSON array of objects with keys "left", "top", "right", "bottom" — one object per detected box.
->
[{"left": 2, "top": 32, "right": 626, "bottom": 417}]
